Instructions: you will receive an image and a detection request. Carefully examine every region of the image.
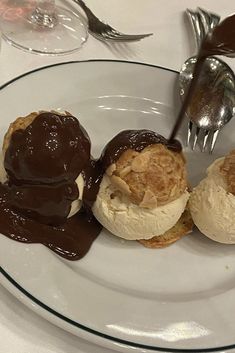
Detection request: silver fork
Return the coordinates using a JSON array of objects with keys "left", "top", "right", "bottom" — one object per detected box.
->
[
  {"left": 72, "top": 0, "right": 153, "bottom": 42},
  {"left": 186, "top": 8, "right": 220, "bottom": 50},
  {"left": 180, "top": 8, "right": 235, "bottom": 153},
  {"left": 186, "top": 8, "right": 221, "bottom": 152}
]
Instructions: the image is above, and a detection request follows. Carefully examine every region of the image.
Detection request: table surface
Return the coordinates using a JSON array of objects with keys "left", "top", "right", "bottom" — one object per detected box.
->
[{"left": 1, "top": 1, "right": 235, "bottom": 352}]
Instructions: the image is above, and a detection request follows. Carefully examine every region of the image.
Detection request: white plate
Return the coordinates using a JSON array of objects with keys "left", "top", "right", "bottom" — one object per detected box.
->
[{"left": 0, "top": 60, "right": 235, "bottom": 353}]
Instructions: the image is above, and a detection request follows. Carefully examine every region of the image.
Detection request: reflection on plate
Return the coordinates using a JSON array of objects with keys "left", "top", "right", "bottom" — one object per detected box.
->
[{"left": 0, "top": 60, "right": 235, "bottom": 353}]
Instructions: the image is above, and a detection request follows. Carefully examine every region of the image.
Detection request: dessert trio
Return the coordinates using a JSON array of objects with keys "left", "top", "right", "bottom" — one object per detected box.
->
[{"left": 0, "top": 110, "right": 234, "bottom": 260}]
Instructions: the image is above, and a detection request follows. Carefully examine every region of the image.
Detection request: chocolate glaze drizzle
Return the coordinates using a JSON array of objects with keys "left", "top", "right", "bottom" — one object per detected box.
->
[
  {"left": 5, "top": 112, "right": 91, "bottom": 184},
  {"left": 100, "top": 129, "right": 181, "bottom": 171}
]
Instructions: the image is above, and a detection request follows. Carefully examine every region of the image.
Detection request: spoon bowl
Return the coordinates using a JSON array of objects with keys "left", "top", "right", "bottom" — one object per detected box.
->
[{"left": 179, "top": 55, "right": 235, "bottom": 130}]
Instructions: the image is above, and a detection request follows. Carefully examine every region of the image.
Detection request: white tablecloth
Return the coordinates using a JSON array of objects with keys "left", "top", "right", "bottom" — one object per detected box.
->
[{"left": 0, "top": 1, "right": 235, "bottom": 352}]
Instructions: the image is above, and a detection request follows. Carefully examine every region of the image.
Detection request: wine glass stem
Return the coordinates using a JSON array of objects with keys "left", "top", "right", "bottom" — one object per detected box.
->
[{"left": 30, "top": 0, "right": 58, "bottom": 28}]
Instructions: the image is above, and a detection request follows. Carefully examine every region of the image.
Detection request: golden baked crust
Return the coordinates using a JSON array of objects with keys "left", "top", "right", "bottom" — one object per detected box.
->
[
  {"left": 3, "top": 112, "right": 38, "bottom": 153},
  {"left": 220, "top": 149, "right": 235, "bottom": 196},
  {"left": 138, "top": 208, "right": 193, "bottom": 248},
  {"left": 107, "top": 144, "right": 187, "bottom": 208}
]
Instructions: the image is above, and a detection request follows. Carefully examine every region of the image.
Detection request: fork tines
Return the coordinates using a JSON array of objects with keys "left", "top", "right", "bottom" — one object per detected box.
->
[
  {"left": 98, "top": 30, "right": 153, "bottom": 41},
  {"left": 187, "top": 121, "right": 220, "bottom": 153}
]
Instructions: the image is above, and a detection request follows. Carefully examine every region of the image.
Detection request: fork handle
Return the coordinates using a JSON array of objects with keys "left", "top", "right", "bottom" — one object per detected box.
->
[
  {"left": 186, "top": 10, "right": 204, "bottom": 52},
  {"left": 186, "top": 8, "right": 220, "bottom": 53},
  {"left": 72, "top": 0, "right": 94, "bottom": 18},
  {"left": 198, "top": 8, "right": 220, "bottom": 32}
]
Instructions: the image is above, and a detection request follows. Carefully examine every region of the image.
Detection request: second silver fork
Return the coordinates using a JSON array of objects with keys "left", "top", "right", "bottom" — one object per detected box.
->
[{"left": 72, "top": 0, "right": 153, "bottom": 42}]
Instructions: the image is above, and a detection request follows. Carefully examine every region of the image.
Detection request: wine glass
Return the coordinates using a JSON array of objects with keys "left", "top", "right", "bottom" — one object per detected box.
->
[{"left": 0, "top": 0, "right": 88, "bottom": 55}]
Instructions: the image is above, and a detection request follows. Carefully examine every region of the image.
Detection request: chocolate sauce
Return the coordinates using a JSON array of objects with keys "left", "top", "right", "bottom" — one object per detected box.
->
[
  {"left": 5, "top": 112, "right": 91, "bottom": 183},
  {"left": 4, "top": 112, "right": 91, "bottom": 225},
  {"left": 83, "top": 159, "right": 103, "bottom": 209},
  {"left": 200, "top": 14, "right": 235, "bottom": 57},
  {"left": 8, "top": 181, "right": 79, "bottom": 225},
  {"left": 100, "top": 129, "right": 182, "bottom": 171},
  {"left": 0, "top": 183, "right": 101, "bottom": 260},
  {"left": 170, "top": 14, "right": 235, "bottom": 140}
]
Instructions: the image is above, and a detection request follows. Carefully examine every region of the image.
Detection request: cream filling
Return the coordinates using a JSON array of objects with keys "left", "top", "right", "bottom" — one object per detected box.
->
[
  {"left": 68, "top": 173, "right": 84, "bottom": 218},
  {"left": 92, "top": 175, "right": 189, "bottom": 240}
]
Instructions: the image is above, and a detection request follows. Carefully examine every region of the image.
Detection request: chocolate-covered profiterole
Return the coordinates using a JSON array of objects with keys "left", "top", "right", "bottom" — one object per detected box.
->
[
  {"left": 83, "top": 130, "right": 182, "bottom": 208},
  {"left": 0, "top": 112, "right": 101, "bottom": 260},
  {"left": 92, "top": 129, "right": 189, "bottom": 244},
  {"left": 4, "top": 112, "right": 90, "bottom": 225}
]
